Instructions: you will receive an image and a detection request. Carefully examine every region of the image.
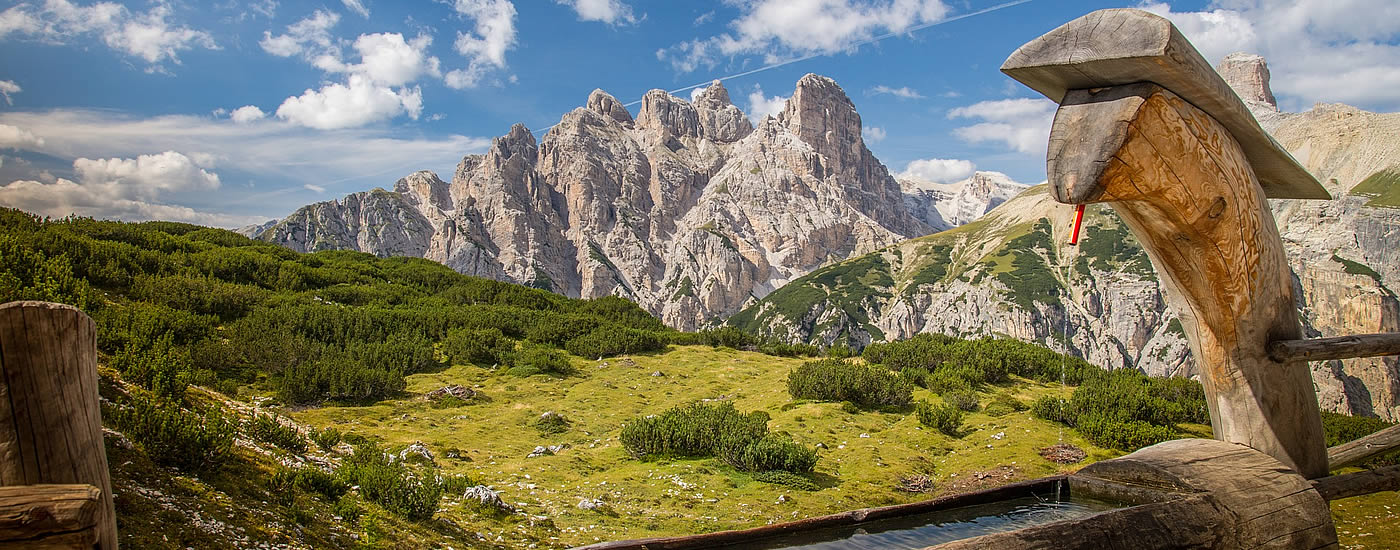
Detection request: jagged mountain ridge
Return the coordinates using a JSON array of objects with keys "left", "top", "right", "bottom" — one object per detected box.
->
[
  {"left": 732, "top": 54, "right": 1400, "bottom": 421},
  {"left": 899, "top": 171, "right": 1030, "bottom": 231},
  {"left": 251, "top": 75, "right": 958, "bottom": 329}
]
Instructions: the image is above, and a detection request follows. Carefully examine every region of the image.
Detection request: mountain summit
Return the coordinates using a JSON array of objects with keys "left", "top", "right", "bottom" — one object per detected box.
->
[{"left": 251, "top": 76, "right": 942, "bottom": 328}]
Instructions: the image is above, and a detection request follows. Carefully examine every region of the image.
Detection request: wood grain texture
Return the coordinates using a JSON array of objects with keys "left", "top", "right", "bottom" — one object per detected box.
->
[
  {"left": 1311, "top": 464, "right": 1400, "bottom": 501},
  {"left": 1075, "top": 439, "right": 1337, "bottom": 549},
  {"left": 1047, "top": 84, "right": 1330, "bottom": 479},
  {"left": 1327, "top": 423, "right": 1400, "bottom": 471},
  {"left": 0, "top": 302, "right": 116, "bottom": 549},
  {"left": 1269, "top": 333, "right": 1400, "bottom": 363},
  {"left": 1002, "top": 8, "right": 1328, "bottom": 200},
  {"left": 0, "top": 484, "right": 99, "bottom": 549}
]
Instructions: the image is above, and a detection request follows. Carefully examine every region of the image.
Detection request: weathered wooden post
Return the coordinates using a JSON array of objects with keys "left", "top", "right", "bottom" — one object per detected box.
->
[
  {"left": 1001, "top": 8, "right": 1332, "bottom": 479},
  {"left": 0, "top": 301, "right": 117, "bottom": 549}
]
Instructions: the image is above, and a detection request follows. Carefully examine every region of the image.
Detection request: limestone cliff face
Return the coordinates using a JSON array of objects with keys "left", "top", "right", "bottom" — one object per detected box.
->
[
  {"left": 900, "top": 171, "right": 1030, "bottom": 231},
  {"left": 731, "top": 54, "right": 1400, "bottom": 420},
  {"left": 255, "top": 76, "right": 933, "bottom": 329}
]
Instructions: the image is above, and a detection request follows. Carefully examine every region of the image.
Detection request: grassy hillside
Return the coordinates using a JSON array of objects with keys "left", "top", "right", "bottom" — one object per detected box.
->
[
  {"left": 0, "top": 207, "right": 1393, "bottom": 549},
  {"left": 1350, "top": 168, "right": 1400, "bottom": 208}
]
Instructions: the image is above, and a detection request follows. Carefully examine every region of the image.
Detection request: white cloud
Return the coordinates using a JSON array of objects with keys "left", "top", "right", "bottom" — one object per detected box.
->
[
  {"left": 557, "top": 0, "right": 636, "bottom": 25},
  {"left": 340, "top": 33, "right": 440, "bottom": 87},
  {"left": 746, "top": 85, "right": 788, "bottom": 124},
  {"left": 862, "top": 126, "right": 886, "bottom": 143},
  {"left": 948, "top": 98, "right": 1056, "bottom": 155},
  {"left": 0, "top": 109, "right": 489, "bottom": 224},
  {"left": 0, "top": 80, "right": 19, "bottom": 105},
  {"left": 260, "top": 9, "right": 339, "bottom": 57},
  {"left": 690, "top": 85, "right": 708, "bottom": 103},
  {"left": 0, "top": 124, "right": 44, "bottom": 149},
  {"left": 0, "top": 150, "right": 257, "bottom": 226},
  {"left": 229, "top": 105, "right": 266, "bottom": 124},
  {"left": 660, "top": 0, "right": 949, "bottom": 72},
  {"left": 303, "top": 183, "right": 326, "bottom": 193},
  {"left": 693, "top": 10, "right": 714, "bottom": 26},
  {"left": 341, "top": 0, "right": 370, "bottom": 18},
  {"left": 899, "top": 158, "right": 975, "bottom": 183},
  {"left": 447, "top": 0, "right": 517, "bottom": 89},
  {"left": 870, "top": 85, "right": 923, "bottom": 99},
  {"left": 277, "top": 75, "right": 423, "bottom": 130},
  {"left": 1141, "top": 0, "right": 1400, "bottom": 111},
  {"left": 0, "top": 1, "right": 215, "bottom": 68}
]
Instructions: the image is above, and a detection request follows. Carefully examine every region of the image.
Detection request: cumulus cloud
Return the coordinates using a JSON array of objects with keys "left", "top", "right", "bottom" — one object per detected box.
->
[
  {"left": 0, "top": 80, "right": 20, "bottom": 105},
  {"left": 746, "top": 85, "right": 788, "bottom": 124},
  {"left": 260, "top": 9, "right": 339, "bottom": 58},
  {"left": 869, "top": 85, "right": 923, "bottom": 99},
  {"left": 899, "top": 158, "right": 975, "bottom": 183},
  {"left": 229, "top": 106, "right": 266, "bottom": 124},
  {"left": 341, "top": 0, "right": 370, "bottom": 18},
  {"left": 1141, "top": 0, "right": 1400, "bottom": 111},
  {"left": 0, "top": 1, "right": 215, "bottom": 69},
  {"left": 0, "top": 109, "right": 490, "bottom": 225},
  {"left": 277, "top": 75, "right": 423, "bottom": 130},
  {"left": 862, "top": 126, "right": 887, "bottom": 143},
  {"left": 947, "top": 98, "right": 1056, "bottom": 155},
  {"left": 0, "top": 150, "right": 258, "bottom": 226},
  {"left": 660, "top": 0, "right": 948, "bottom": 72},
  {"left": 338, "top": 33, "right": 441, "bottom": 87},
  {"left": 0, "top": 124, "right": 44, "bottom": 149},
  {"left": 446, "top": 0, "right": 517, "bottom": 89},
  {"left": 557, "top": 0, "right": 636, "bottom": 25}
]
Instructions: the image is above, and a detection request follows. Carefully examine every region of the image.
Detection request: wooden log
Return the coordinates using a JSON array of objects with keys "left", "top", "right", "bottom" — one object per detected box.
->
[
  {"left": 1328, "top": 423, "right": 1400, "bottom": 471},
  {"left": 0, "top": 484, "right": 100, "bottom": 549},
  {"left": 1000, "top": 8, "right": 1328, "bottom": 200},
  {"left": 1311, "top": 464, "right": 1400, "bottom": 501},
  {"left": 0, "top": 302, "right": 117, "bottom": 549},
  {"left": 1268, "top": 333, "right": 1400, "bottom": 363},
  {"left": 1045, "top": 84, "right": 1330, "bottom": 479}
]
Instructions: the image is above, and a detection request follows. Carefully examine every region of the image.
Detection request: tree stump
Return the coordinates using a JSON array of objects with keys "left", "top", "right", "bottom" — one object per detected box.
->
[{"left": 0, "top": 302, "right": 116, "bottom": 549}]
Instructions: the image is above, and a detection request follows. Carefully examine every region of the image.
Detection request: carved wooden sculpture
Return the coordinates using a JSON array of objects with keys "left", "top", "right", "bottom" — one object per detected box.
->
[{"left": 1002, "top": 8, "right": 1332, "bottom": 479}]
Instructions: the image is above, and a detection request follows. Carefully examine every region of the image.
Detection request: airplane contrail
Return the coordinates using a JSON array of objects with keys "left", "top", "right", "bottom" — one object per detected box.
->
[{"left": 528, "top": 0, "right": 1034, "bottom": 134}]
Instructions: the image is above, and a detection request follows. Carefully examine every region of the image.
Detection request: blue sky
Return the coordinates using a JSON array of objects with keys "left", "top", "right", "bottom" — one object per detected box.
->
[{"left": 1, "top": 0, "right": 1398, "bottom": 227}]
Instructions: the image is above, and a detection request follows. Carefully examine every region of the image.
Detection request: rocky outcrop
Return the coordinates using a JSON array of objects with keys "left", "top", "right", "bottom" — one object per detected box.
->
[
  {"left": 254, "top": 76, "right": 937, "bottom": 329},
  {"left": 900, "top": 171, "right": 1030, "bottom": 231},
  {"left": 1218, "top": 52, "right": 1277, "bottom": 111}
]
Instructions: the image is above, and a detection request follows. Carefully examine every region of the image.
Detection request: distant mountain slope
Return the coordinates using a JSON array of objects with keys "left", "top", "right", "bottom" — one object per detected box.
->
[
  {"left": 250, "top": 75, "right": 951, "bottom": 330},
  {"left": 734, "top": 54, "right": 1400, "bottom": 421},
  {"left": 899, "top": 171, "right": 1030, "bottom": 231}
]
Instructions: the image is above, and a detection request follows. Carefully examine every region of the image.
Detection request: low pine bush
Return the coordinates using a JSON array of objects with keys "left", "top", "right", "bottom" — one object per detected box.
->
[
  {"left": 917, "top": 401, "right": 963, "bottom": 437},
  {"left": 311, "top": 426, "right": 343, "bottom": 451},
  {"left": 246, "top": 413, "right": 308, "bottom": 453},
  {"left": 620, "top": 402, "right": 818, "bottom": 473},
  {"left": 106, "top": 392, "right": 235, "bottom": 471},
  {"left": 338, "top": 444, "right": 443, "bottom": 521},
  {"left": 510, "top": 343, "right": 574, "bottom": 376},
  {"left": 564, "top": 325, "right": 665, "bottom": 358},
  {"left": 787, "top": 359, "right": 912, "bottom": 408},
  {"left": 271, "top": 466, "right": 349, "bottom": 501},
  {"left": 943, "top": 390, "right": 979, "bottom": 412},
  {"left": 722, "top": 434, "right": 818, "bottom": 473},
  {"left": 753, "top": 470, "right": 819, "bottom": 491},
  {"left": 443, "top": 328, "right": 516, "bottom": 366}
]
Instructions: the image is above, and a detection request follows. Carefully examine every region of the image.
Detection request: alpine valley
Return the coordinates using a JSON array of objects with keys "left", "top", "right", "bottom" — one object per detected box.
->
[{"left": 245, "top": 56, "right": 1400, "bottom": 421}]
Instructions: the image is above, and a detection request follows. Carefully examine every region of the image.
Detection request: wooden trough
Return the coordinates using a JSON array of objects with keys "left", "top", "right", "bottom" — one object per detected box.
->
[{"left": 585, "top": 8, "right": 1400, "bottom": 550}]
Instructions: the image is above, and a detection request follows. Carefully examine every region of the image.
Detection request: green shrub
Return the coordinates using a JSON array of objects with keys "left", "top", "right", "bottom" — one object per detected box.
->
[
  {"left": 917, "top": 401, "right": 963, "bottom": 437},
  {"left": 333, "top": 497, "right": 363, "bottom": 524},
  {"left": 436, "top": 473, "right": 474, "bottom": 496},
  {"left": 106, "top": 392, "right": 235, "bottom": 471},
  {"left": 1076, "top": 414, "right": 1174, "bottom": 451},
  {"left": 534, "top": 412, "right": 571, "bottom": 435},
  {"left": 512, "top": 343, "right": 574, "bottom": 376},
  {"left": 564, "top": 325, "right": 665, "bottom": 358},
  {"left": 311, "top": 426, "right": 343, "bottom": 451},
  {"left": 1321, "top": 411, "right": 1400, "bottom": 468},
  {"left": 753, "top": 470, "right": 819, "bottom": 491},
  {"left": 787, "top": 359, "right": 912, "bottom": 408},
  {"left": 246, "top": 413, "right": 307, "bottom": 453},
  {"left": 443, "top": 328, "right": 515, "bottom": 366},
  {"left": 1030, "top": 396, "right": 1070, "bottom": 423},
  {"left": 722, "top": 434, "right": 818, "bottom": 473},
  {"left": 943, "top": 390, "right": 979, "bottom": 412},
  {"left": 273, "top": 466, "right": 349, "bottom": 501},
  {"left": 109, "top": 335, "right": 192, "bottom": 402},
  {"left": 339, "top": 444, "right": 442, "bottom": 521},
  {"left": 620, "top": 402, "right": 816, "bottom": 473}
]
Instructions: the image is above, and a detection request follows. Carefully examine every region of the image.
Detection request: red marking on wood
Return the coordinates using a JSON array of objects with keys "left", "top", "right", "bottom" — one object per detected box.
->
[{"left": 1069, "top": 204, "right": 1086, "bottom": 245}]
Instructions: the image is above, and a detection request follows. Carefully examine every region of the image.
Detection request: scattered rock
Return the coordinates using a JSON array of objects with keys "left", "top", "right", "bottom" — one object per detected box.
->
[
  {"left": 527, "top": 444, "right": 571, "bottom": 458},
  {"left": 425, "top": 384, "right": 475, "bottom": 401},
  {"left": 776, "top": 494, "right": 789, "bottom": 504},
  {"left": 897, "top": 474, "right": 936, "bottom": 493},
  {"left": 859, "top": 433, "right": 870, "bottom": 438},
  {"left": 463, "top": 486, "right": 515, "bottom": 514},
  {"left": 398, "top": 441, "right": 435, "bottom": 465},
  {"left": 1039, "top": 443, "right": 1087, "bottom": 464},
  {"left": 577, "top": 498, "right": 606, "bottom": 511},
  {"left": 991, "top": 431, "right": 1005, "bottom": 440},
  {"left": 650, "top": 371, "right": 665, "bottom": 377}
]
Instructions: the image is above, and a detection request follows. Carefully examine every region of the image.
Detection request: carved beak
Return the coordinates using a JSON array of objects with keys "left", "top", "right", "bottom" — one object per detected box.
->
[{"left": 1046, "top": 85, "right": 1156, "bottom": 206}]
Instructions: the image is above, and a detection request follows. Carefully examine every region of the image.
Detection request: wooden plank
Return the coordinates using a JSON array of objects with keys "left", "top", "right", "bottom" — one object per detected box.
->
[
  {"left": 1311, "top": 464, "right": 1400, "bottom": 501},
  {"left": 1001, "top": 8, "right": 1329, "bottom": 200},
  {"left": 0, "top": 302, "right": 117, "bottom": 550},
  {"left": 1047, "top": 84, "right": 1330, "bottom": 478},
  {"left": 0, "top": 484, "right": 100, "bottom": 549},
  {"left": 1268, "top": 333, "right": 1400, "bottom": 363},
  {"left": 1327, "top": 423, "right": 1400, "bottom": 471}
]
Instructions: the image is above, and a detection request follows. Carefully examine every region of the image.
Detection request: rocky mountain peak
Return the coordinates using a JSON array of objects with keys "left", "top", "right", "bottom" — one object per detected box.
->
[
  {"left": 779, "top": 73, "right": 863, "bottom": 170},
  {"left": 392, "top": 170, "right": 452, "bottom": 212},
  {"left": 586, "top": 89, "right": 633, "bottom": 125},
  {"left": 693, "top": 80, "right": 752, "bottom": 143},
  {"left": 491, "top": 123, "right": 539, "bottom": 162},
  {"left": 636, "top": 89, "right": 701, "bottom": 138},
  {"left": 1218, "top": 52, "right": 1278, "bottom": 111}
]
